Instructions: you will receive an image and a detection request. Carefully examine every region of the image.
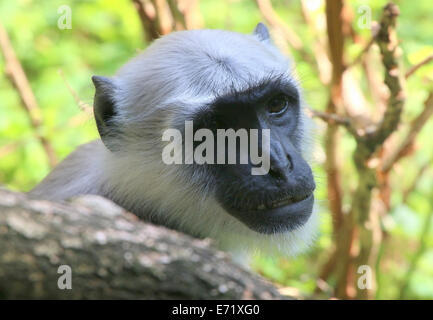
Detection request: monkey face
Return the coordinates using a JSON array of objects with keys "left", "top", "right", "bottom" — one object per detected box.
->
[{"left": 188, "top": 77, "right": 316, "bottom": 234}]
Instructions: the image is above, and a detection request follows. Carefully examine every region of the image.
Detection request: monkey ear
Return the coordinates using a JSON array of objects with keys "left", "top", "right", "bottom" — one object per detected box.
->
[
  {"left": 92, "top": 75, "right": 117, "bottom": 151},
  {"left": 253, "top": 22, "right": 270, "bottom": 43}
]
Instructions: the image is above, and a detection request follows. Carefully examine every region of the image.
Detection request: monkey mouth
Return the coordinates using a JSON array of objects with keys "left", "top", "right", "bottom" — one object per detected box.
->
[
  {"left": 223, "top": 193, "right": 314, "bottom": 234},
  {"left": 230, "top": 193, "right": 311, "bottom": 212}
]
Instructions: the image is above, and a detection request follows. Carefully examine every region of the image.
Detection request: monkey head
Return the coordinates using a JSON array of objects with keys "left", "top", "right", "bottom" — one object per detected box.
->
[{"left": 91, "top": 23, "right": 318, "bottom": 256}]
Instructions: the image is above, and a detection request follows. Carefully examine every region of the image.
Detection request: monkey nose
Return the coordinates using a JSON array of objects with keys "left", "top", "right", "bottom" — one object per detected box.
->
[{"left": 269, "top": 154, "right": 292, "bottom": 180}]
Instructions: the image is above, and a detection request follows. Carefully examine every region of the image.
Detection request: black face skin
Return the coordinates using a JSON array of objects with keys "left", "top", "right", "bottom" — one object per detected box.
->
[{"left": 192, "top": 78, "right": 316, "bottom": 234}]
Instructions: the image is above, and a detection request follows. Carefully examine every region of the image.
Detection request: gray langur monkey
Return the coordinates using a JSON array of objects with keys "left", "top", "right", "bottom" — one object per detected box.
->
[{"left": 30, "top": 23, "right": 318, "bottom": 258}]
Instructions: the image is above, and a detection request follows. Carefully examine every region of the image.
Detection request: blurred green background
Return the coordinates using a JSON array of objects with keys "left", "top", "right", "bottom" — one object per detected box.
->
[{"left": 1, "top": 0, "right": 433, "bottom": 299}]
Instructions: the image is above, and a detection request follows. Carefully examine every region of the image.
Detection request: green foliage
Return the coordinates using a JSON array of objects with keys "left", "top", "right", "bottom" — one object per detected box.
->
[
  {"left": 1, "top": 0, "right": 432, "bottom": 299},
  {"left": 0, "top": 0, "right": 142, "bottom": 190}
]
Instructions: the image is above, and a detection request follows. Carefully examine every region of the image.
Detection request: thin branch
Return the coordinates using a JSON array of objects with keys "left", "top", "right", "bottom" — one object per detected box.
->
[
  {"left": 0, "top": 141, "right": 21, "bottom": 158},
  {"left": 308, "top": 109, "right": 358, "bottom": 138},
  {"left": 132, "top": 0, "right": 161, "bottom": 41},
  {"left": 0, "top": 23, "right": 57, "bottom": 167},
  {"left": 402, "top": 160, "right": 432, "bottom": 203},
  {"left": 347, "top": 37, "right": 375, "bottom": 68},
  {"left": 300, "top": 0, "right": 332, "bottom": 84},
  {"left": 256, "top": 0, "right": 303, "bottom": 50},
  {"left": 405, "top": 54, "right": 433, "bottom": 79},
  {"left": 361, "top": 50, "right": 387, "bottom": 116},
  {"left": 314, "top": 247, "right": 337, "bottom": 294},
  {"left": 382, "top": 91, "right": 433, "bottom": 172},
  {"left": 181, "top": 0, "right": 203, "bottom": 30},
  {"left": 58, "top": 69, "right": 93, "bottom": 113},
  {"left": 346, "top": 18, "right": 381, "bottom": 69},
  {"left": 308, "top": 109, "right": 350, "bottom": 126},
  {"left": 132, "top": 0, "right": 201, "bottom": 42},
  {"left": 153, "top": 0, "right": 176, "bottom": 35},
  {"left": 326, "top": 0, "right": 345, "bottom": 90}
]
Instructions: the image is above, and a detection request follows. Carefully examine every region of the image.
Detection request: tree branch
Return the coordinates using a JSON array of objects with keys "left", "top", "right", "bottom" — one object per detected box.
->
[
  {"left": 405, "top": 54, "right": 433, "bottom": 79},
  {"left": 0, "top": 24, "right": 57, "bottom": 167},
  {"left": 323, "top": 0, "right": 346, "bottom": 235},
  {"left": 0, "top": 189, "right": 287, "bottom": 299},
  {"left": 58, "top": 69, "right": 93, "bottom": 113},
  {"left": 402, "top": 159, "right": 432, "bottom": 203},
  {"left": 368, "top": 3, "right": 405, "bottom": 152},
  {"left": 351, "top": 2, "right": 404, "bottom": 299},
  {"left": 347, "top": 37, "right": 375, "bottom": 69},
  {"left": 382, "top": 91, "right": 433, "bottom": 172}
]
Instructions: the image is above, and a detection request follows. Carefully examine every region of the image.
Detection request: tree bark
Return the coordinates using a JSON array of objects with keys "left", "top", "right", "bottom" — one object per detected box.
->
[{"left": 0, "top": 189, "right": 286, "bottom": 300}]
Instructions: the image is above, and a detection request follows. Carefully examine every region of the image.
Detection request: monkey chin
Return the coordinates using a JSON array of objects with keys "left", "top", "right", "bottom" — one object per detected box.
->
[{"left": 222, "top": 194, "right": 314, "bottom": 235}]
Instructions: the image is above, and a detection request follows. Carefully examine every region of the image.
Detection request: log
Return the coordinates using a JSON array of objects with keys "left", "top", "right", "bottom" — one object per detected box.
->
[{"left": 0, "top": 189, "right": 285, "bottom": 299}]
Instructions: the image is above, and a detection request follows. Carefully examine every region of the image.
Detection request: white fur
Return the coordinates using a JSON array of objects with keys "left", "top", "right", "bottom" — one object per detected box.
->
[{"left": 29, "top": 27, "right": 318, "bottom": 257}]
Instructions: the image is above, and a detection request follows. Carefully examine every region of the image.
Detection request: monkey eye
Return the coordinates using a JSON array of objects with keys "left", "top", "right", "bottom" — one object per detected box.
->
[{"left": 267, "top": 95, "right": 289, "bottom": 115}]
